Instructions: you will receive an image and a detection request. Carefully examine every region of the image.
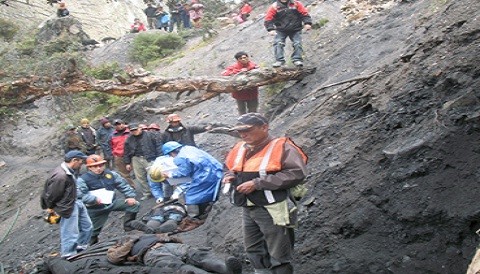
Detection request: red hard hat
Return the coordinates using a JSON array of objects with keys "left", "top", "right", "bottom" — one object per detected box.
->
[
  {"left": 166, "top": 114, "right": 181, "bottom": 123},
  {"left": 148, "top": 123, "right": 161, "bottom": 130},
  {"left": 86, "top": 155, "right": 107, "bottom": 167}
]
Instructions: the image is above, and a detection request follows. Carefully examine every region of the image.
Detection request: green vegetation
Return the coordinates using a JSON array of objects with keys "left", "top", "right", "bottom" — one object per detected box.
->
[
  {"left": 0, "top": 19, "right": 19, "bottom": 42},
  {"left": 84, "top": 63, "right": 122, "bottom": 80},
  {"left": 0, "top": 106, "right": 18, "bottom": 118},
  {"left": 16, "top": 36, "right": 36, "bottom": 56},
  {"left": 43, "top": 35, "right": 82, "bottom": 55},
  {"left": 312, "top": 18, "right": 329, "bottom": 29},
  {"left": 129, "top": 33, "right": 185, "bottom": 66},
  {"left": 264, "top": 82, "right": 286, "bottom": 97}
]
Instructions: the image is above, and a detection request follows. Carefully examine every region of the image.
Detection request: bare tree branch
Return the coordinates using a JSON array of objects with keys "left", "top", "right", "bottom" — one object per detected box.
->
[{"left": 0, "top": 67, "right": 316, "bottom": 108}]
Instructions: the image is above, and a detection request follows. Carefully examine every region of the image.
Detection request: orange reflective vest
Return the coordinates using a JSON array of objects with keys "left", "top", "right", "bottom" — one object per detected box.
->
[{"left": 225, "top": 137, "right": 307, "bottom": 206}]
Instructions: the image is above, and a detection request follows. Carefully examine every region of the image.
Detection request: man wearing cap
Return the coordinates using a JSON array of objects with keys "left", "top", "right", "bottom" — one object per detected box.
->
[
  {"left": 222, "top": 51, "right": 260, "bottom": 115},
  {"left": 63, "top": 124, "right": 86, "bottom": 154},
  {"left": 109, "top": 119, "right": 135, "bottom": 188},
  {"left": 41, "top": 150, "right": 93, "bottom": 258},
  {"left": 124, "top": 123, "right": 163, "bottom": 200},
  {"left": 77, "top": 154, "right": 140, "bottom": 245},
  {"left": 162, "top": 113, "right": 211, "bottom": 147},
  {"left": 96, "top": 117, "right": 114, "bottom": 169},
  {"left": 223, "top": 113, "right": 308, "bottom": 274}
]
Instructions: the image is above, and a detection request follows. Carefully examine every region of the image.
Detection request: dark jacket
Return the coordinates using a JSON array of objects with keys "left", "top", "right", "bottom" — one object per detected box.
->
[
  {"left": 63, "top": 131, "right": 86, "bottom": 153},
  {"left": 40, "top": 163, "right": 77, "bottom": 218},
  {"left": 77, "top": 169, "right": 136, "bottom": 208},
  {"left": 124, "top": 131, "right": 163, "bottom": 164},
  {"left": 161, "top": 123, "right": 207, "bottom": 147},
  {"left": 225, "top": 136, "right": 307, "bottom": 206},
  {"left": 78, "top": 126, "right": 97, "bottom": 153},
  {"left": 144, "top": 6, "right": 157, "bottom": 17},
  {"left": 264, "top": 0, "right": 312, "bottom": 33},
  {"left": 97, "top": 126, "right": 114, "bottom": 159}
]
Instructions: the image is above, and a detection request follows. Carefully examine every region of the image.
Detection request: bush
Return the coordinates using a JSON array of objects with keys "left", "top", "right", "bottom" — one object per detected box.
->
[
  {"left": 129, "top": 33, "right": 185, "bottom": 66},
  {"left": 84, "top": 63, "right": 122, "bottom": 80},
  {"left": 16, "top": 37, "right": 36, "bottom": 56},
  {"left": 0, "top": 19, "right": 19, "bottom": 42},
  {"left": 312, "top": 18, "right": 329, "bottom": 29},
  {"left": 43, "top": 35, "right": 81, "bottom": 55}
]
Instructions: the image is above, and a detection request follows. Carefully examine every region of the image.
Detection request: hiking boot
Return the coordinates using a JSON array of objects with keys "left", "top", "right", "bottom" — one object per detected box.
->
[
  {"left": 123, "top": 212, "right": 138, "bottom": 231},
  {"left": 154, "top": 219, "right": 178, "bottom": 233},
  {"left": 272, "top": 61, "right": 285, "bottom": 68},
  {"left": 293, "top": 60, "right": 303, "bottom": 67},
  {"left": 225, "top": 256, "right": 243, "bottom": 274},
  {"left": 129, "top": 220, "right": 149, "bottom": 232}
]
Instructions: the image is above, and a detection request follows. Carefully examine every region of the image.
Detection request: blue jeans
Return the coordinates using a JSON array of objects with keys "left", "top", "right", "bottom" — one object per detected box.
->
[
  {"left": 60, "top": 200, "right": 92, "bottom": 257},
  {"left": 182, "top": 13, "right": 191, "bottom": 29},
  {"left": 273, "top": 30, "right": 303, "bottom": 63}
]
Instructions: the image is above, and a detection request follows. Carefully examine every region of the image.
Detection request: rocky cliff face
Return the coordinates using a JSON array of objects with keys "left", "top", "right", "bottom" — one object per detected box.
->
[
  {"left": 0, "top": 0, "right": 479, "bottom": 273},
  {"left": 0, "top": 0, "right": 147, "bottom": 40}
]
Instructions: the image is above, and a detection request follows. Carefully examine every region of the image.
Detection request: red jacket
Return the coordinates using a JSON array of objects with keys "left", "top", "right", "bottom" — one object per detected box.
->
[
  {"left": 110, "top": 128, "right": 130, "bottom": 157},
  {"left": 222, "top": 61, "right": 259, "bottom": 101},
  {"left": 240, "top": 3, "right": 252, "bottom": 15},
  {"left": 264, "top": 0, "right": 312, "bottom": 32},
  {"left": 131, "top": 23, "right": 147, "bottom": 32}
]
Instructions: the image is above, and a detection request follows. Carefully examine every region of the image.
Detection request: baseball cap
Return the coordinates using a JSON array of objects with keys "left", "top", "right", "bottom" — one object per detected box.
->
[
  {"left": 113, "top": 119, "right": 124, "bottom": 125},
  {"left": 230, "top": 113, "right": 268, "bottom": 131},
  {"left": 64, "top": 150, "right": 88, "bottom": 161},
  {"left": 129, "top": 123, "right": 140, "bottom": 130}
]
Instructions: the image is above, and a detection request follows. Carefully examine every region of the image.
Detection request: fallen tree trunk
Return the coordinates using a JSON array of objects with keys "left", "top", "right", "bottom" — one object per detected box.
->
[{"left": 0, "top": 67, "right": 316, "bottom": 108}]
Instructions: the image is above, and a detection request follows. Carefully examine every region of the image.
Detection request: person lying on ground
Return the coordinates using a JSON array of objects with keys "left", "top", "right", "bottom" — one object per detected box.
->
[
  {"left": 44, "top": 232, "right": 243, "bottom": 274},
  {"left": 128, "top": 199, "right": 208, "bottom": 234}
]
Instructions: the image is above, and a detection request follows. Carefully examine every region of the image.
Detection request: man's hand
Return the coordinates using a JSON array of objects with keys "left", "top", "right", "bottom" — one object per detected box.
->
[
  {"left": 268, "top": 30, "right": 276, "bottom": 36},
  {"left": 96, "top": 198, "right": 102, "bottom": 204},
  {"left": 304, "top": 24, "right": 312, "bottom": 31},
  {"left": 126, "top": 164, "right": 132, "bottom": 171},
  {"left": 125, "top": 198, "right": 137, "bottom": 206},
  {"left": 236, "top": 180, "right": 256, "bottom": 194},
  {"left": 46, "top": 208, "right": 54, "bottom": 214},
  {"left": 222, "top": 174, "right": 235, "bottom": 184}
]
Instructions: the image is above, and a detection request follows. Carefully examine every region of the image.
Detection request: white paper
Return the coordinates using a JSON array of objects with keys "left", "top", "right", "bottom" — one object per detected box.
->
[{"left": 89, "top": 188, "right": 115, "bottom": 204}]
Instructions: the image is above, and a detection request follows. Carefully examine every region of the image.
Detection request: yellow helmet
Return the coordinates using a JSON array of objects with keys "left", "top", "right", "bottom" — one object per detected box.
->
[{"left": 149, "top": 165, "right": 165, "bottom": 182}]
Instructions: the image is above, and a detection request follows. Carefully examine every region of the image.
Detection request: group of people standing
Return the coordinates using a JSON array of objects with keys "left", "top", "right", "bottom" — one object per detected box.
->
[
  {"left": 44, "top": 0, "right": 314, "bottom": 271},
  {"left": 136, "top": 0, "right": 205, "bottom": 33},
  {"left": 43, "top": 111, "right": 308, "bottom": 274},
  {"left": 45, "top": 114, "right": 219, "bottom": 255}
]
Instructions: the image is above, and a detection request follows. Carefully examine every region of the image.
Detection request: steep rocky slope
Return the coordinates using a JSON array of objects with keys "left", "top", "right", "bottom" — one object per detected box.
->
[
  {"left": 0, "top": 0, "right": 479, "bottom": 273},
  {"left": 0, "top": 0, "right": 147, "bottom": 40}
]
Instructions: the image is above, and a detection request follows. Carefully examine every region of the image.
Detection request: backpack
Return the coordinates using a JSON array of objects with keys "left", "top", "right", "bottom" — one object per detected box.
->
[{"left": 106, "top": 235, "right": 141, "bottom": 265}]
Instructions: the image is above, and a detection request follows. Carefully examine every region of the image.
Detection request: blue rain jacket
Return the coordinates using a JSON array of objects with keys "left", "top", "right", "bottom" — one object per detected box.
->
[{"left": 170, "top": 145, "right": 222, "bottom": 205}]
